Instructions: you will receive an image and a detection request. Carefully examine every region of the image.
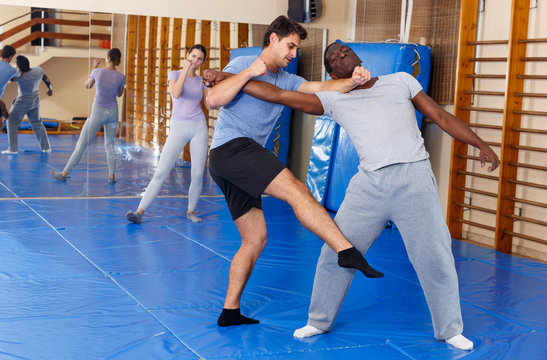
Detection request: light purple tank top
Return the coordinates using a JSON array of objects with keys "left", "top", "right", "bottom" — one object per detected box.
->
[
  {"left": 168, "top": 70, "right": 205, "bottom": 121},
  {"left": 91, "top": 68, "right": 126, "bottom": 108}
]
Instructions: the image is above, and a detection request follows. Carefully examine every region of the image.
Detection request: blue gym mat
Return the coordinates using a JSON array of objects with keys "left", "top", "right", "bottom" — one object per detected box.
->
[{"left": 0, "top": 134, "right": 545, "bottom": 359}]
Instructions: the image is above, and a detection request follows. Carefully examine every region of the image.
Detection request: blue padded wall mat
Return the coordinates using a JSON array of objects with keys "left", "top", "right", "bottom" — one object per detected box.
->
[
  {"left": 229, "top": 46, "right": 299, "bottom": 165},
  {"left": 0, "top": 133, "right": 545, "bottom": 359},
  {"left": 321, "top": 41, "right": 432, "bottom": 212},
  {"left": 305, "top": 115, "right": 339, "bottom": 205}
]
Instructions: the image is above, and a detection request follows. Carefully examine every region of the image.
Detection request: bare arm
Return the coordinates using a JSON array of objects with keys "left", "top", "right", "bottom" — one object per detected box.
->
[
  {"left": 170, "top": 59, "right": 195, "bottom": 98},
  {"left": 296, "top": 66, "right": 371, "bottom": 94},
  {"left": 204, "top": 57, "right": 267, "bottom": 108},
  {"left": 85, "top": 59, "right": 100, "bottom": 89},
  {"left": 42, "top": 74, "right": 53, "bottom": 96},
  {"left": 202, "top": 87, "right": 211, "bottom": 110},
  {"left": 243, "top": 80, "right": 324, "bottom": 115},
  {"left": 412, "top": 90, "right": 500, "bottom": 171}
]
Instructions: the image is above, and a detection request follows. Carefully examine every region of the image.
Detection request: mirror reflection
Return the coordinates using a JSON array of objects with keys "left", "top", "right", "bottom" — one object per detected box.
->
[{"left": 0, "top": 5, "right": 324, "bottom": 199}]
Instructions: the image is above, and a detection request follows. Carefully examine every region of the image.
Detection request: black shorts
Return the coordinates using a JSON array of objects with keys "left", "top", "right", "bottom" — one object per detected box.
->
[{"left": 209, "top": 137, "right": 286, "bottom": 220}]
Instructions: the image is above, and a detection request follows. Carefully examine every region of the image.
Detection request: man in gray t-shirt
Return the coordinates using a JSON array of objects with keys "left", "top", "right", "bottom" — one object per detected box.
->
[{"left": 243, "top": 42, "right": 499, "bottom": 351}]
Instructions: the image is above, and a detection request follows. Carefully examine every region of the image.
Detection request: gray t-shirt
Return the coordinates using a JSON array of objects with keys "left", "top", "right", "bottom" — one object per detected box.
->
[
  {"left": 316, "top": 72, "right": 429, "bottom": 172},
  {"left": 13, "top": 67, "right": 45, "bottom": 98},
  {"left": 210, "top": 55, "right": 306, "bottom": 149}
]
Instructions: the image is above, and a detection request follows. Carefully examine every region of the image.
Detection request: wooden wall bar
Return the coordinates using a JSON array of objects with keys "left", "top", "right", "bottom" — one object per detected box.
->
[
  {"left": 447, "top": 0, "right": 479, "bottom": 240},
  {"left": 495, "top": 0, "right": 529, "bottom": 254},
  {"left": 449, "top": 0, "right": 547, "bottom": 261}
]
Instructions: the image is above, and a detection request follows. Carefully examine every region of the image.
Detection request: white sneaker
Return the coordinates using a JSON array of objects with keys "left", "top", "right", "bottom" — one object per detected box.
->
[
  {"left": 42, "top": 148, "right": 52, "bottom": 153},
  {"left": 1, "top": 149, "right": 17, "bottom": 154}
]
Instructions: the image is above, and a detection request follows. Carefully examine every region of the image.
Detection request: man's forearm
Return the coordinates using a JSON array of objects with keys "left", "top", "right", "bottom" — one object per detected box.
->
[
  {"left": 243, "top": 80, "right": 324, "bottom": 115},
  {"left": 205, "top": 71, "right": 253, "bottom": 108}
]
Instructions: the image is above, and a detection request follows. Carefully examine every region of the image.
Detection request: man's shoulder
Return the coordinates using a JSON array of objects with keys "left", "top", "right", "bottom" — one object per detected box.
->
[{"left": 224, "top": 55, "right": 258, "bottom": 72}]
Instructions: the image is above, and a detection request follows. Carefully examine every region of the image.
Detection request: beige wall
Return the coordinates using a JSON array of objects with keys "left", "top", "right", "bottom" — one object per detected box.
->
[{"left": 2, "top": 57, "right": 92, "bottom": 121}]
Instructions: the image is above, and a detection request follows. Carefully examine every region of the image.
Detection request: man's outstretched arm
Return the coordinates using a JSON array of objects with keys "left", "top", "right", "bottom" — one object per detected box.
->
[
  {"left": 243, "top": 80, "right": 324, "bottom": 115},
  {"left": 412, "top": 90, "right": 500, "bottom": 172}
]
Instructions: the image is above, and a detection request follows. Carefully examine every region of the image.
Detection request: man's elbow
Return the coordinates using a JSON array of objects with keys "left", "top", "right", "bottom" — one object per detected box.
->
[{"left": 205, "top": 92, "right": 222, "bottom": 109}]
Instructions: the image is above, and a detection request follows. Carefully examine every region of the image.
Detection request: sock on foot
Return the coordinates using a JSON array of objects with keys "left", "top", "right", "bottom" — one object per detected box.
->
[
  {"left": 445, "top": 334, "right": 474, "bottom": 350},
  {"left": 187, "top": 213, "right": 202, "bottom": 222},
  {"left": 217, "top": 308, "right": 259, "bottom": 327},
  {"left": 126, "top": 211, "right": 142, "bottom": 224},
  {"left": 293, "top": 325, "right": 326, "bottom": 338},
  {"left": 51, "top": 169, "right": 67, "bottom": 181},
  {"left": 338, "top": 247, "right": 384, "bottom": 278}
]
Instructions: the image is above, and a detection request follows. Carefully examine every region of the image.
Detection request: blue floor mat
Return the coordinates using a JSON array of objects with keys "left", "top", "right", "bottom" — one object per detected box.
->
[{"left": 0, "top": 134, "right": 545, "bottom": 359}]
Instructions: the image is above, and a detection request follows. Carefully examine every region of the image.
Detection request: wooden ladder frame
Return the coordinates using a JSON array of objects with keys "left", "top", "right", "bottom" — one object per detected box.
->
[{"left": 448, "top": 0, "right": 547, "bottom": 258}]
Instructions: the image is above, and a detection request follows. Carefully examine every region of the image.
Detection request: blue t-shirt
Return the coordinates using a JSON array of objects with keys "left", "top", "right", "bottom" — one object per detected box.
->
[
  {"left": 210, "top": 55, "right": 306, "bottom": 149},
  {"left": 0, "top": 61, "right": 17, "bottom": 98}
]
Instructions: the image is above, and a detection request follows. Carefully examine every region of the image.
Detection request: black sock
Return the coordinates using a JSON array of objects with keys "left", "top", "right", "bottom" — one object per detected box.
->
[
  {"left": 217, "top": 308, "right": 259, "bottom": 327},
  {"left": 338, "top": 247, "right": 384, "bottom": 278}
]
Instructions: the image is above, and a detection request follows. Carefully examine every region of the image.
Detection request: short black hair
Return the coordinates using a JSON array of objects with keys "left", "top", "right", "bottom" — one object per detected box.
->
[
  {"left": 16, "top": 55, "right": 30, "bottom": 73},
  {"left": 2, "top": 45, "right": 16, "bottom": 59},
  {"left": 107, "top": 48, "right": 122, "bottom": 66},
  {"left": 188, "top": 44, "right": 206, "bottom": 59},
  {"left": 323, "top": 42, "right": 337, "bottom": 74},
  {"left": 262, "top": 15, "right": 307, "bottom": 48}
]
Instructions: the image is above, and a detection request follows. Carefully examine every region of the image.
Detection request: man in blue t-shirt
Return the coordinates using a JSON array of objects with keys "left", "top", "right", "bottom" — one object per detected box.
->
[
  {"left": 241, "top": 42, "right": 500, "bottom": 350},
  {"left": 0, "top": 45, "right": 17, "bottom": 99},
  {"left": 203, "top": 16, "right": 383, "bottom": 328},
  {"left": 0, "top": 45, "right": 17, "bottom": 128}
]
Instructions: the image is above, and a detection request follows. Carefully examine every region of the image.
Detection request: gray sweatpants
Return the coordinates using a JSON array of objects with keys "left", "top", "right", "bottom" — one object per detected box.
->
[
  {"left": 307, "top": 159, "right": 464, "bottom": 340},
  {"left": 138, "top": 118, "right": 208, "bottom": 212},
  {"left": 63, "top": 104, "right": 118, "bottom": 175},
  {"left": 6, "top": 96, "right": 51, "bottom": 151}
]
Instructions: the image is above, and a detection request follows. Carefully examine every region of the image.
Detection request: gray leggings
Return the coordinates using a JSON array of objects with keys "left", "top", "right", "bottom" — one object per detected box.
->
[
  {"left": 307, "top": 160, "right": 464, "bottom": 340},
  {"left": 6, "top": 96, "right": 50, "bottom": 151},
  {"left": 138, "top": 118, "right": 208, "bottom": 212},
  {"left": 63, "top": 105, "right": 118, "bottom": 175}
]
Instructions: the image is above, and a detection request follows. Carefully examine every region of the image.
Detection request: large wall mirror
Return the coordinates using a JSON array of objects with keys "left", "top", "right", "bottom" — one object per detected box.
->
[{"left": 0, "top": 4, "right": 325, "bottom": 197}]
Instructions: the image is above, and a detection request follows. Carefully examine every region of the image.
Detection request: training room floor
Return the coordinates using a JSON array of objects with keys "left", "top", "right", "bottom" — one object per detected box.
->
[{"left": 0, "top": 134, "right": 545, "bottom": 359}]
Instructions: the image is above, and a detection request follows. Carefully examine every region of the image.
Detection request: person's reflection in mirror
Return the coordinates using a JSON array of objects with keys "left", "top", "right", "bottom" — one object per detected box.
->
[
  {"left": 2, "top": 55, "right": 53, "bottom": 154},
  {"left": 51, "top": 48, "right": 125, "bottom": 183}
]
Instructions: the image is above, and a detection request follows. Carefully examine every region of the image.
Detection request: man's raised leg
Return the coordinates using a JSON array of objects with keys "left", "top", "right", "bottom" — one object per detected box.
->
[{"left": 264, "top": 169, "right": 383, "bottom": 278}]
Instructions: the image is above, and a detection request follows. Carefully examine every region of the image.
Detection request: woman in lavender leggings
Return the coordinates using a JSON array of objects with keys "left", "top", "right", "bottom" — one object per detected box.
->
[
  {"left": 51, "top": 48, "right": 125, "bottom": 183},
  {"left": 126, "top": 44, "right": 210, "bottom": 223}
]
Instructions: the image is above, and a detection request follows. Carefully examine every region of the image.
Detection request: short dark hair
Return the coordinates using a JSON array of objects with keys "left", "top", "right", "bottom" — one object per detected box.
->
[
  {"left": 16, "top": 55, "right": 30, "bottom": 73},
  {"left": 323, "top": 42, "right": 337, "bottom": 74},
  {"left": 107, "top": 48, "right": 122, "bottom": 66},
  {"left": 262, "top": 15, "right": 307, "bottom": 48},
  {"left": 2, "top": 45, "right": 16, "bottom": 59},
  {"left": 188, "top": 44, "right": 206, "bottom": 59}
]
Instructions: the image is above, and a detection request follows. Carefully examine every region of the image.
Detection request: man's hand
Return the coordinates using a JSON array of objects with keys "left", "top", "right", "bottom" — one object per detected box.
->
[
  {"left": 46, "top": 89, "right": 53, "bottom": 96},
  {"left": 245, "top": 57, "right": 268, "bottom": 78},
  {"left": 203, "top": 69, "right": 226, "bottom": 87},
  {"left": 351, "top": 66, "right": 371, "bottom": 86},
  {"left": 479, "top": 146, "right": 500, "bottom": 172}
]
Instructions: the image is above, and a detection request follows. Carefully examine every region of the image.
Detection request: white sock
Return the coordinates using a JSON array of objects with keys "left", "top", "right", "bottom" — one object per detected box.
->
[
  {"left": 187, "top": 213, "right": 202, "bottom": 222},
  {"left": 445, "top": 334, "right": 474, "bottom": 350},
  {"left": 293, "top": 325, "right": 326, "bottom": 339}
]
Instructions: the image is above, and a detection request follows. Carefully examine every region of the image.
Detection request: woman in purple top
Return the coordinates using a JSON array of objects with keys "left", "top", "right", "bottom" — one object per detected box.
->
[
  {"left": 51, "top": 48, "right": 125, "bottom": 183},
  {"left": 126, "top": 44, "right": 210, "bottom": 223}
]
